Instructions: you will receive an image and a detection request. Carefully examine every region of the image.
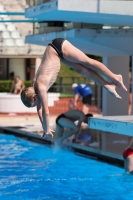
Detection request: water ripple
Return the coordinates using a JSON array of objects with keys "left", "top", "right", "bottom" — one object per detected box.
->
[{"left": 0, "top": 133, "right": 133, "bottom": 200}]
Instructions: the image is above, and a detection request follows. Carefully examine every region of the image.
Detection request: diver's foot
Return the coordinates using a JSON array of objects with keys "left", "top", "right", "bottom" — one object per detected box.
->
[
  {"left": 114, "top": 74, "right": 127, "bottom": 91},
  {"left": 105, "top": 83, "right": 122, "bottom": 99}
]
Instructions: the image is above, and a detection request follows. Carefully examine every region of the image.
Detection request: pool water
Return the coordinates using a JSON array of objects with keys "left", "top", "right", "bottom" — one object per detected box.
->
[{"left": 0, "top": 134, "right": 133, "bottom": 200}]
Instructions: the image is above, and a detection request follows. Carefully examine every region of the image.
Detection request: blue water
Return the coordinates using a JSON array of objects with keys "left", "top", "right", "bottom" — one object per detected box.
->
[{"left": 0, "top": 134, "right": 133, "bottom": 200}]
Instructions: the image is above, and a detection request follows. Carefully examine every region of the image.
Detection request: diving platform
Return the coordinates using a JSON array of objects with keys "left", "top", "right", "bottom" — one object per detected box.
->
[
  {"left": 25, "top": 0, "right": 133, "bottom": 26},
  {"left": 89, "top": 115, "right": 133, "bottom": 136}
]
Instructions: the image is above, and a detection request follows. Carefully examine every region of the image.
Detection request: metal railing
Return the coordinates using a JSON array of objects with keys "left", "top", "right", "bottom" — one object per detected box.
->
[
  {"left": 32, "top": 21, "right": 133, "bottom": 36},
  {"left": 48, "top": 77, "right": 102, "bottom": 115},
  {"left": 33, "top": 22, "right": 103, "bottom": 35}
]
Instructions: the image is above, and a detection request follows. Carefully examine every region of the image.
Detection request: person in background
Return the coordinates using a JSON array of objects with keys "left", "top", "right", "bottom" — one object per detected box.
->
[
  {"left": 123, "top": 137, "right": 133, "bottom": 174},
  {"left": 72, "top": 83, "right": 92, "bottom": 114},
  {"left": 9, "top": 72, "right": 15, "bottom": 81},
  {"left": 10, "top": 76, "right": 25, "bottom": 95},
  {"left": 128, "top": 77, "right": 132, "bottom": 115},
  {"left": 55, "top": 109, "right": 93, "bottom": 147}
]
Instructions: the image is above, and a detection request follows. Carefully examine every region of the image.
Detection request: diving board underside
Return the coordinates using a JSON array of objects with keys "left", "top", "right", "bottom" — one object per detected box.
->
[{"left": 89, "top": 116, "right": 133, "bottom": 136}]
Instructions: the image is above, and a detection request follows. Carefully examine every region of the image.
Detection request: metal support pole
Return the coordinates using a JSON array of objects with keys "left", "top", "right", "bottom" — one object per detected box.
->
[
  {"left": 59, "top": 77, "right": 63, "bottom": 93},
  {"left": 97, "top": 0, "right": 100, "bottom": 13},
  {"left": 97, "top": 84, "right": 101, "bottom": 114},
  {"left": 131, "top": 56, "right": 133, "bottom": 115}
]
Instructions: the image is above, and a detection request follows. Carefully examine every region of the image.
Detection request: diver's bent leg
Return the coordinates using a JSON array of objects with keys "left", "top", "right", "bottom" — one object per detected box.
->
[
  {"left": 55, "top": 124, "right": 64, "bottom": 140},
  {"left": 62, "top": 59, "right": 122, "bottom": 99},
  {"left": 56, "top": 118, "right": 79, "bottom": 146},
  {"left": 62, "top": 40, "right": 127, "bottom": 91},
  {"left": 57, "top": 128, "right": 79, "bottom": 146}
]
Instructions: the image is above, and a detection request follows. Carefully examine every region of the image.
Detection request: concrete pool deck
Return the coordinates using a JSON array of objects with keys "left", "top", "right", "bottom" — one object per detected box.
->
[{"left": 0, "top": 113, "right": 102, "bottom": 134}]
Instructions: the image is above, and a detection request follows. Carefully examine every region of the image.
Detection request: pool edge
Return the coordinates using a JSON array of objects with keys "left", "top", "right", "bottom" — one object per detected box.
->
[{"left": 0, "top": 126, "right": 124, "bottom": 168}]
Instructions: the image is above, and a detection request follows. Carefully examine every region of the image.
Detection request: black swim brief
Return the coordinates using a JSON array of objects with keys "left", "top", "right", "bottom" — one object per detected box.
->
[
  {"left": 56, "top": 113, "right": 66, "bottom": 125},
  {"left": 48, "top": 38, "right": 66, "bottom": 59}
]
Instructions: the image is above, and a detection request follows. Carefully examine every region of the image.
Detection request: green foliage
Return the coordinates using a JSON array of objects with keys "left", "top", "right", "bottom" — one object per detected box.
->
[
  {"left": 24, "top": 81, "right": 32, "bottom": 88},
  {"left": 0, "top": 80, "right": 32, "bottom": 92},
  {"left": 0, "top": 80, "right": 12, "bottom": 92},
  {"left": 58, "top": 62, "right": 83, "bottom": 78},
  {"left": 60, "top": 93, "right": 73, "bottom": 98}
]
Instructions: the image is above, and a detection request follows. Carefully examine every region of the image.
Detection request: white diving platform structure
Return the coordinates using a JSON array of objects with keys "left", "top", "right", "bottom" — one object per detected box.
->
[{"left": 89, "top": 116, "right": 133, "bottom": 136}]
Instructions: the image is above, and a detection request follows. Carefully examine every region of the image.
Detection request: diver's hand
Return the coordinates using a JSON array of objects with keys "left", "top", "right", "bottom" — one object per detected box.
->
[
  {"left": 46, "top": 128, "right": 55, "bottom": 138},
  {"left": 41, "top": 128, "right": 55, "bottom": 138}
]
